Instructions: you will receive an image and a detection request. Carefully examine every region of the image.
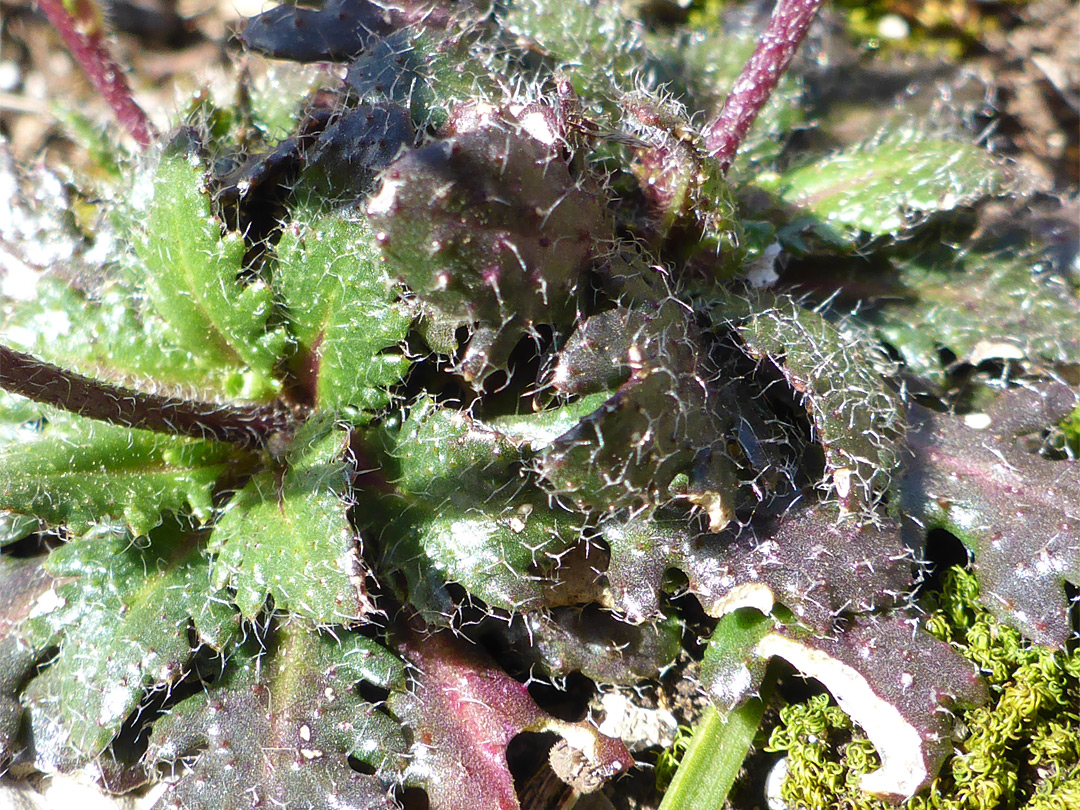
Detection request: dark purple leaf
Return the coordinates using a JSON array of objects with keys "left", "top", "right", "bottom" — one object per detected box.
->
[
  {"left": 751, "top": 615, "right": 985, "bottom": 800},
  {"left": 603, "top": 505, "right": 913, "bottom": 629},
  {"left": 302, "top": 102, "right": 415, "bottom": 199},
  {"left": 240, "top": 0, "right": 396, "bottom": 62},
  {"left": 901, "top": 382, "right": 1080, "bottom": 646},
  {"left": 538, "top": 301, "right": 736, "bottom": 521},
  {"left": 148, "top": 624, "right": 406, "bottom": 810},
  {"left": 367, "top": 101, "right": 608, "bottom": 383}
]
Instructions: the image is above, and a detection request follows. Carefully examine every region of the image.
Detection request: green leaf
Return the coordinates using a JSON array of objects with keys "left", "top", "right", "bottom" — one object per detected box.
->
[
  {"left": 866, "top": 248, "right": 1080, "bottom": 384},
  {"left": 657, "top": 685, "right": 771, "bottom": 810},
  {"left": 371, "top": 398, "right": 586, "bottom": 620},
  {"left": 276, "top": 204, "right": 411, "bottom": 414},
  {"left": 699, "top": 608, "right": 775, "bottom": 709},
  {"left": 501, "top": 0, "right": 648, "bottom": 112},
  {"left": 0, "top": 556, "right": 54, "bottom": 766},
  {"left": 1, "top": 273, "right": 260, "bottom": 400},
  {"left": 0, "top": 394, "right": 234, "bottom": 536},
  {"left": 208, "top": 417, "right": 373, "bottom": 624},
  {"left": 345, "top": 30, "right": 497, "bottom": 130},
  {"left": 147, "top": 622, "right": 407, "bottom": 810},
  {"left": 136, "top": 151, "right": 286, "bottom": 400},
  {"left": 21, "top": 523, "right": 239, "bottom": 760},
  {"left": 761, "top": 127, "right": 1011, "bottom": 246}
]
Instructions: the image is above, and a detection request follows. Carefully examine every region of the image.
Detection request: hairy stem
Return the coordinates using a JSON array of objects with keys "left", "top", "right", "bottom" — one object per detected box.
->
[
  {"left": 36, "top": 0, "right": 156, "bottom": 148},
  {"left": 0, "top": 344, "right": 292, "bottom": 448},
  {"left": 704, "top": 0, "right": 823, "bottom": 172}
]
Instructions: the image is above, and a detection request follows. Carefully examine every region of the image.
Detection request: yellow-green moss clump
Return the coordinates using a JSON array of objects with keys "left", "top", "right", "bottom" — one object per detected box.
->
[{"left": 766, "top": 567, "right": 1079, "bottom": 809}]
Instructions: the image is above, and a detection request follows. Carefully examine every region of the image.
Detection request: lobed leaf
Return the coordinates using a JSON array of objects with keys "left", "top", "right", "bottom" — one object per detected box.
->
[
  {"left": 208, "top": 417, "right": 374, "bottom": 625},
  {"left": 500, "top": 0, "right": 649, "bottom": 113},
  {"left": 537, "top": 301, "right": 736, "bottom": 523},
  {"left": 367, "top": 100, "right": 608, "bottom": 383},
  {"left": 603, "top": 505, "right": 913, "bottom": 628},
  {"left": 148, "top": 622, "right": 407, "bottom": 810},
  {"left": 0, "top": 556, "right": 54, "bottom": 767},
  {"left": 705, "top": 611, "right": 987, "bottom": 801},
  {"left": 275, "top": 203, "right": 412, "bottom": 414},
  {"left": 136, "top": 151, "right": 286, "bottom": 401},
  {"left": 724, "top": 293, "right": 906, "bottom": 513},
  {"left": 1, "top": 274, "right": 255, "bottom": 401},
  {"left": 767, "top": 568, "right": 1080, "bottom": 809},
  {"left": 866, "top": 248, "right": 1080, "bottom": 384},
  {"left": 371, "top": 398, "right": 585, "bottom": 620},
  {"left": 0, "top": 393, "right": 233, "bottom": 536},
  {"left": 20, "top": 523, "right": 239, "bottom": 763},
  {"left": 901, "top": 383, "right": 1080, "bottom": 646}
]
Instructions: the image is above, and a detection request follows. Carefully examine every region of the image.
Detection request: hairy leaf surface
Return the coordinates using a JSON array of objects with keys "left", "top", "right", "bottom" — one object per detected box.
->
[
  {"left": 367, "top": 101, "right": 607, "bottom": 382},
  {"left": 603, "top": 505, "right": 912, "bottom": 628},
  {"left": 0, "top": 556, "right": 53, "bottom": 766},
  {"left": 726, "top": 294, "right": 905, "bottom": 512},
  {"left": 703, "top": 611, "right": 987, "bottom": 800},
  {"left": 519, "top": 607, "right": 683, "bottom": 683},
  {"left": 346, "top": 30, "right": 496, "bottom": 130},
  {"left": 148, "top": 623, "right": 407, "bottom": 810},
  {"left": 867, "top": 249, "right": 1080, "bottom": 383},
  {"left": 538, "top": 302, "right": 736, "bottom": 523},
  {"left": 501, "top": 0, "right": 647, "bottom": 111},
  {"left": 0, "top": 394, "right": 232, "bottom": 536},
  {"left": 276, "top": 205, "right": 412, "bottom": 413},
  {"left": 208, "top": 418, "right": 373, "bottom": 624},
  {"left": 1, "top": 275, "right": 250, "bottom": 400},
  {"left": 372, "top": 399, "right": 585, "bottom": 620},
  {"left": 137, "top": 152, "right": 286, "bottom": 400},
  {"left": 20, "top": 524, "right": 238, "bottom": 762},
  {"left": 902, "top": 383, "right": 1080, "bottom": 646},
  {"left": 762, "top": 127, "right": 1010, "bottom": 245}
]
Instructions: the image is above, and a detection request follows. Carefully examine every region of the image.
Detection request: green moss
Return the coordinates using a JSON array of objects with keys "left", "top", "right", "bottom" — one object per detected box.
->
[
  {"left": 1056, "top": 406, "right": 1080, "bottom": 458},
  {"left": 766, "top": 567, "right": 1080, "bottom": 809},
  {"left": 655, "top": 723, "right": 694, "bottom": 793}
]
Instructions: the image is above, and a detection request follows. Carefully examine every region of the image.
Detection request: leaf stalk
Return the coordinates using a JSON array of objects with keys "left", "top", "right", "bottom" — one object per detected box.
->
[
  {"left": 704, "top": 0, "right": 823, "bottom": 172},
  {"left": 0, "top": 344, "right": 292, "bottom": 449},
  {"left": 36, "top": 0, "right": 157, "bottom": 148}
]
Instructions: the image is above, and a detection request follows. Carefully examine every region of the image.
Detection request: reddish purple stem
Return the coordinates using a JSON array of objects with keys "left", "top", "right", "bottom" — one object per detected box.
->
[
  {"left": 705, "top": 0, "right": 823, "bottom": 173},
  {"left": 36, "top": 0, "right": 156, "bottom": 149},
  {"left": 0, "top": 344, "right": 292, "bottom": 449}
]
